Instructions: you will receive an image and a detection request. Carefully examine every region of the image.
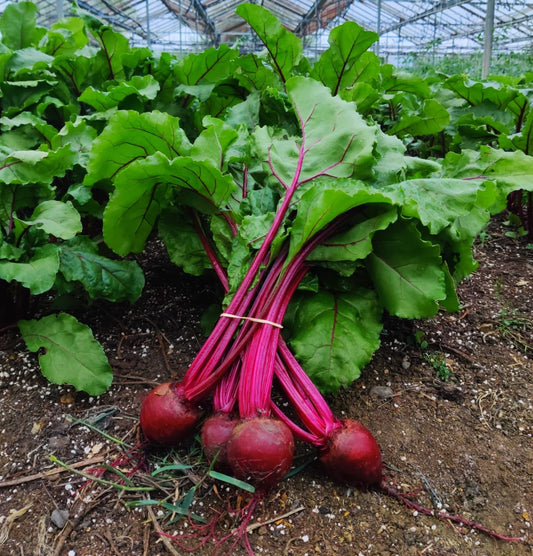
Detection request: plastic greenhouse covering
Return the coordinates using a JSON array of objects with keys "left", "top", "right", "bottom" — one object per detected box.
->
[{"left": 0, "top": 0, "right": 531, "bottom": 65}]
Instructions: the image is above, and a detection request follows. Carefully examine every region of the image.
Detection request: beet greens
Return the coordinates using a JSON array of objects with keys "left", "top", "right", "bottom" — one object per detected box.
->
[{"left": 79, "top": 3, "right": 533, "bottom": 551}]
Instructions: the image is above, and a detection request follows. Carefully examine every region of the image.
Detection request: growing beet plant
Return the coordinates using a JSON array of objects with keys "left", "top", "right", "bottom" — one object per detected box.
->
[
  {"left": 2, "top": 0, "right": 530, "bottom": 552},
  {"left": 85, "top": 6, "right": 533, "bottom": 546}
]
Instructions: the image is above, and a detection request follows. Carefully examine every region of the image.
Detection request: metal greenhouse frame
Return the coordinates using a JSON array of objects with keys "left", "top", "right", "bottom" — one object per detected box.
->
[{"left": 1, "top": 1, "right": 533, "bottom": 75}]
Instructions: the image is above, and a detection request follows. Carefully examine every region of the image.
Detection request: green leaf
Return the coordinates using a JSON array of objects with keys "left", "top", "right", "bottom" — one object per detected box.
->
[
  {"left": 0, "top": 244, "right": 59, "bottom": 294},
  {"left": 0, "top": 113, "right": 58, "bottom": 148},
  {"left": 51, "top": 119, "right": 99, "bottom": 169},
  {"left": 158, "top": 208, "right": 211, "bottom": 276},
  {"left": 367, "top": 220, "right": 447, "bottom": 318},
  {"left": 0, "top": 146, "right": 76, "bottom": 185},
  {"left": 287, "top": 288, "right": 383, "bottom": 392},
  {"left": 313, "top": 21, "right": 378, "bottom": 96},
  {"left": 444, "top": 75, "right": 522, "bottom": 115},
  {"left": 18, "top": 313, "right": 113, "bottom": 395},
  {"left": 388, "top": 177, "right": 494, "bottom": 235},
  {"left": 90, "top": 26, "right": 129, "bottom": 81},
  {"left": 264, "top": 77, "right": 376, "bottom": 188},
  {"left": 380, "top": 66, "right": 431, "bottom": 98},
  {"left": 0, "top": 2, "right": 45, "bottom": 49},
  {"left": 389, "top": 99, "right": 450, "bottom": 137},
  {"left": 6, "top": 48, "right": 54, "bottom": 74},
  {"left": 236, "top": 3, "right": 302, "bottom": 83},
  {"left": 103, "top": 152, "right": 236, "bottom": 255},
  {"left": 175, "top": 44, "right": 239, "bottom": 86},
  {"left": 442, "top": 146, "right": 533, "bottom": 196},
  {"left": 59, "top": 237, "right": 145, "bottom": 303},
  {"left": 190, "top": 116, "right": 239, "bottom": 171},
  {"left": 103, "top": 153, "right": 172, "bottom": 256},
  {"left": 289, "top": 179, "right": 397, "bottom": 259},
  {"left": 86, "top": 110, "right": 191, "bottom": 185},
  {"left": 235, "top": 53, "right": 282, "bottom": 91},
  {"left": 308, "top": 207, "right": 398, "bottom": 268},
  {"left": 42, "top": 17, "right": 89, "bottom": 57},
  {"left": 24, "top": 200, "right": 82, "bottom": 239},
  {"left": 78, "top": 74, "right": 160, "bottom": 111}
]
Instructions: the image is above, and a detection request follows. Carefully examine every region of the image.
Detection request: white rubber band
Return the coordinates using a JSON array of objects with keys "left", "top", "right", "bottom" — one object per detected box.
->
[{"left": 220, "top": 312, "right": 283, "bottom": 329}]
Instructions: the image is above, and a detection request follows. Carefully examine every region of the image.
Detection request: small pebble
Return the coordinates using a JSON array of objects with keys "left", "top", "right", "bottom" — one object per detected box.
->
[
  {"left": 51, "top": 509, "right": 69, "bottom": 529},
  {"left": 370, "top": 386, "right": 394, "bottom": 399}
]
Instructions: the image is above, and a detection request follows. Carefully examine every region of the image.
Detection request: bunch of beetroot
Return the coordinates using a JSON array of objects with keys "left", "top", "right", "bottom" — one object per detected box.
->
[{"left": 139, "top": 213, "right": 383, "bottom": 494}]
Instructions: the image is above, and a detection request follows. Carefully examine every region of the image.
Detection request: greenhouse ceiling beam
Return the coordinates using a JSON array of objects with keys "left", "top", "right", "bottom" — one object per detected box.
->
[
  {"left": 189, "top": 0, "right": 218, "bottom": 41},
  {"left": 380, "top": 0, "right": 473, "bottom": 34},
  {"left": 77, "top": 0, "right": 146, "bottom": 37},
  {"left": 161, "top": 0, "right": 218, "bottom": 43},
  {"left": 294, "top": 0, "right": 330, "bottom": 34},
  {"left": 294, "top": 0, "right": 352, "bottom": 35}
]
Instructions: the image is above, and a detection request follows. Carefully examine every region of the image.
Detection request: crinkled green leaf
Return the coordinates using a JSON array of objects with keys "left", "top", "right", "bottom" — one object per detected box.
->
[
  {"left": 389, "top": 99, "right": 450, "bottom": 137},
  {"left": 286, "top": 288, "right": 383, "bottom": 393},
  {"left": 235, "top": 53, "right": 281, "bottom": 91},
  {"left": 59, "top": 236, "right": 145, "bottom": 303},
  {"left": 0, "top": 145, "right": 76, "bottom": 185},
  {"left": 23, "top": 200, "right": 82, "bottom": 239},
  {"left": 79, "top": 74, "right": 160, "bottom": 111},
  {"left": 500, "top": 106, "right": 533, "bottom": 155},
  {"left": 225, "top": 212, "right": 277, "bottom": 291},
  {"left": 380, "top": 65, "right": 431, "bottom": 98},
  {"left": 0, "top": 244, "right": 59, "bottom": 294},
  {"left": 6, "top": 48, "right": 54, "bottom": 74},
  {"left": 313, "top": 21, "right": 378, "bottom": 96},
  {"left": 0, "top": 241, "right": 23, "bottom": 261},
  {"left": 90, "top": 26, "right": 129, "bottom": 81},
  {"left": 444, "top": 75, "right": 523, "bottom": 116},
  {"left": 386, "top": 177, "right": 495, "bottom": 235},
  {"left": 51, "top": 119, "right": 98, "bottom": 168},
  {"left": 42, "top": 17, "right": 89, "bottom": 56},
  {"left": 236, "top": 3, "right": 302, "bottom": 84},
  {"left": 85, "top": 110, "right": 191, "bottom": 185},
  {"left": 442, "top": 147, "right": 533, "bottom": 200},
  {"left": 367, "top": 220, "right": 446, "bottom": 318},
  {"left": 19, "top": 313, "right": 113, "bottom": 395},
  {"left": 0, "top": 113, "right": 58, "bottom": 148}
]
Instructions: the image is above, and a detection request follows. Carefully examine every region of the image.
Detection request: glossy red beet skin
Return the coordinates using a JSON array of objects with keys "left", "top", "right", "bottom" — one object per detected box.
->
[
  {"left": 201, "top": 412, "right": 238, "bottom": 471},
  {"left": 319, "top": 419, "right": 382, "bottom": 487},
  {"left": 226, "top": 417, "right": 294, "bottom": 490},
  {"left": 139, "top": 382, "right": 201, "bottom": 446}
]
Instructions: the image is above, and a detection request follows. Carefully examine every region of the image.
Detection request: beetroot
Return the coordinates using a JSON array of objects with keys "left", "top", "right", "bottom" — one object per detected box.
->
[
  {"left": 139, "top": 382, "right": 201, "bottom": 446},
  {"left": 226, "top": 417, "right": 294, "bottom": 490},
  {"left": 319, "top": 419, "right": 382, "bottom": 487},
  {"left": 201, "top": 412, "right": 238, "bottom": 471}
]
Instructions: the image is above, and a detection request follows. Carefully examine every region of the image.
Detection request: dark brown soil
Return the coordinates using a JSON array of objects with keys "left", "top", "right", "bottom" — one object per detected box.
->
[{"left": 1, "top": 217, "right": 532, "bottom": 556}]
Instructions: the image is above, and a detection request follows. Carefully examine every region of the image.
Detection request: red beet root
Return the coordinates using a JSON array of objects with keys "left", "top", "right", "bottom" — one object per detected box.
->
[
  {"left": 201, "top": 412, "right": 238, "bottom": 471},
  {"left": 226, "top": 417, "right": 294, "bottom": 490},
  {"left": 139, "top": 382, "right": 201, "bottom": 446},
  {"left": 319, "top": 419, "right": 382, "bottom": 487}
]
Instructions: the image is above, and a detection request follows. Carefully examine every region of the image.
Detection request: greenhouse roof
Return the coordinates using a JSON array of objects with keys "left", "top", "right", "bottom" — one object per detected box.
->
[{"left": 1, "top": 0, "right": 532, "bottom": 60}]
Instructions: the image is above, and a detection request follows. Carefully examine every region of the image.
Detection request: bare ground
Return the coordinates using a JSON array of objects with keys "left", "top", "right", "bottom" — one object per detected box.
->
[{"left": 0, "top": 216, "right": 532, "bottom": 556}]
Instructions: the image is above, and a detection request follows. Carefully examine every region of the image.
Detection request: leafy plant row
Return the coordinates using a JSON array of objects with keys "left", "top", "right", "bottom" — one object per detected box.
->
[{"left": 0, "top": 1, "right": 532, "bottom": 395}]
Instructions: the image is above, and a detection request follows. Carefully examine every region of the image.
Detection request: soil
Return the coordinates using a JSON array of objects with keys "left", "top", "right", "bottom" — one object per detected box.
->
[{"left": 0, "top": 216, "right": 532, "bottom": 556}]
